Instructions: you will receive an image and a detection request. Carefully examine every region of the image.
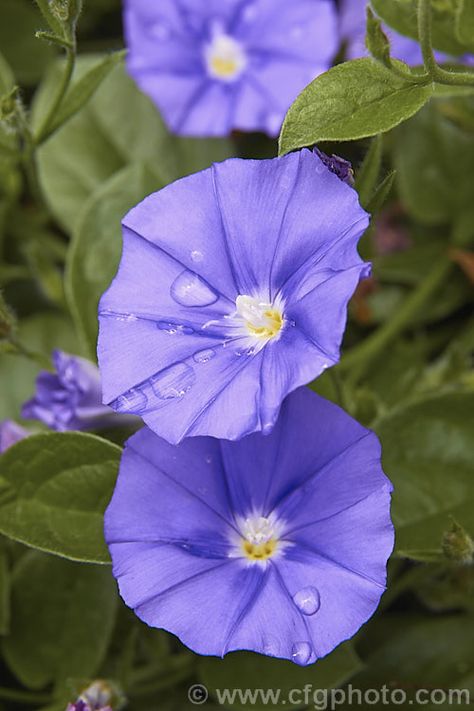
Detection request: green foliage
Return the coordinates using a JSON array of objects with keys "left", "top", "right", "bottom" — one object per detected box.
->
[
  {"left": 376, "top": 392, "right": 474, "bottom": 561},
  {"left": 393, "top": 102, "right": 474, "bottom": 224},
  {"left": 33, "top": 59, "right": 234, "bottom": 233},
  {"left": 2, "top": 551, "right": 117, "bottom": 689},
  {"left": 0, "top": 432, "right": 121, "bottom": 563},
  {"left": 0, "top": 0, "right": 55, "bottom": 86},
  {"left": 199, "top": 643, "right": 362, "bottom": 710},
  {"left": 66, "top": 163, "right": 162, "bottom": 356},
  {"left": 0, "top": 545, "right": 10, "bottom": 636},
  {"left": 372, "top": 0, "right": 474, "bottom": 55},
  {"left": 279, "top": 59, "right": 434, "bottom": 152}
]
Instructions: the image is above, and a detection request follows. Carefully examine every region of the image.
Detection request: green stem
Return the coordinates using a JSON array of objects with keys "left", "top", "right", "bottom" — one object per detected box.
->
[
  {"left": 340, "top": 257, "right": 451, "bottom": 383},
  {"left": 0, "top": 686, "right": 52, "bottom": 704},
  {"left": 35, "top": 46, "right": 76, "bottom": 145},
  {"left": 418, "top": 0, "right": 474, "bottom": 86},
  {"left": 9, "top": 337, "right": 52, "bottom": 370}
]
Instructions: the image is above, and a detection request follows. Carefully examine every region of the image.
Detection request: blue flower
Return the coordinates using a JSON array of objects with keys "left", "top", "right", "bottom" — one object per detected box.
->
[
  {"left": 124, "top": 0, "right": 338, "bottom": 136},
  {"left": 105, "top": 388, "right": 394, "bottom": 664},
  {"left": 22, "top": 350, "right": 120, "bottom": 432},
  {"left": 0, "top": 420, "right": 28, "bottom": 453},
  {"left": 98, "top": 149, "right": 370, "bottom": 444}
]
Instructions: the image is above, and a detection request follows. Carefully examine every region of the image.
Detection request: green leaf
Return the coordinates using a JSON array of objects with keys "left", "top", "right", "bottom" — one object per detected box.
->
[
  {"left": 353, "top": 614, "right": 474, "bottom": 709},
  {"left": 198, "top": 643, "right": 362, "bottom": 711},
  {"left": 0, "top": 432, "right": 121, "bottom": 563},
  {"left": 372, "top": 0, "right": 474, "bottom": 55},
  {"left": 393, "top": 103, "right": 474, "bottom": 224},
  {"left": 365, "top": 7, "right": 391, "bottom": 66},
  {"left": 2, "top": 551, "right": 118, "bottom": 689},
  {"left": 456, "top": 0, "right": 474, "bottom": 46},
  {"left": 66, "top": 163, "right": 162, "bottom": 357},
  {"left": 376, "top": 392, "right": 474, "bottom": 559},
  {"left": 43, "top": 51, "right": 127, "bottom": 142},
  {"left": 279, "top": 59, "right": 433, "bottom": 153},
  {"left": 0, "top": 0, "right": 55, "bottom": 85},
  {"left": 0, "top": 311, "right": 81, "bottom": 420},
  {"left": 365, "top": 170, "right": 395, "bottom": 214},
  {"left": 33, "top": 58, "right": 234, "bottom": 233},
  {"left": 0, "top": 545, "right": 10, "bottom": 635},
  {"left": 355, "top": 136, "right": 383, "bottom": 209}
]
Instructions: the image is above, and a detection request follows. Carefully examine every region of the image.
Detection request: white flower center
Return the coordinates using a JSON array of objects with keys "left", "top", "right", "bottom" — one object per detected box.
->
[
  {"left": 242, "top": 516, "right": 275, "bottom": 545},
  {"left": 235, "top": 295, "right": 284, "bottom": 340},
  {"left": 205, "top": 33, "right": 247, "bottom": 82}
]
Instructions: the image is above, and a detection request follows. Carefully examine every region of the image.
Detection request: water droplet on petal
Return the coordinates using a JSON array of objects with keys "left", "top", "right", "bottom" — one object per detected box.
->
[
  {"left": 171, "top": 270, "right": 218, "bottom": 308},
  {"left": 193, "top": 348, "right": 216, "bottom": 364},
  {"left": 262, "top": 421, "right": 273, "bottom": 435},
  {"left": 157, "top": 321, "right": 194, "bottom": 336},
  {"left": 263, "top": 635, "right": 280, "bottom": 656},
  {"left": 205, "top": 455, "right": 213, "bottom": 464},
  {"left": 291, "top": 642, "right": 313, "bottom": 666},
  {"left": 293, "top": 587, "right": 320, "bottom": 616},
  {"left": 110, "top": 387, "right": 148, "bottom": 414},
  {"left": 150, "top": 362, "right": 196, "bottom": 400},
  {"left": 191, "top": 250, "right": 204, "bottom": 262}
]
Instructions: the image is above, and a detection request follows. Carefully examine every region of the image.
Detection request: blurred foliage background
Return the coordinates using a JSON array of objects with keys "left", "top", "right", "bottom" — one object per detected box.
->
[{"left": 0, "top": 0, "right": 473, "bottom": 709}]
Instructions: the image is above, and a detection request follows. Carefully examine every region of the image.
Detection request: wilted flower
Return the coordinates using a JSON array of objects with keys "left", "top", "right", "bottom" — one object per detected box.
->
[
  {"left": 98, "top": 149, "right": 370, "bottom": 444},
  {"left": 22, "top": 350, "right": 119, "bottom": 432},
  {"left": 339, "top": 0, "right": 448, "bottom": 64},
  {"left": 124, "top": 0, "right": 338, "bottom": 136},
  {"left": 105, "top": 388, "right": 394, "bottom": 664},
  {"left": 0, "top": 420, "right": 28, "bottom": 453}
]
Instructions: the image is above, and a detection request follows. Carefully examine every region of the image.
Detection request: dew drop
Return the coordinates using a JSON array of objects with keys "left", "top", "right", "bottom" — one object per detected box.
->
[
  {"left": 261, "top": 422, "right": 274, "bottom": 435},
  {"left": 150, "top": 362, "right": 196, "bottom": 400},
  {"left": 170, "top": 270, "right": 218, "bottom": 308},
  {"left": 291, "top": 642, "right": 313, "bottom": 666},
  {"left": 191, "top": 250, "right": 204, "bottom": 263},
  {"left": 292, "top": 587, "right": 320, "bottom": 616},
  {"left": 193, "top": 348, "right": 216, "bottom": 364},
  {"left": 157, "top": 321, "right": 194, "bottom": 336},
  {"left": 205, "top": 455, "right": 213, "bottom": 464},
  {"left": 110, "top": 387, "right": 148, "bottom": 414}
]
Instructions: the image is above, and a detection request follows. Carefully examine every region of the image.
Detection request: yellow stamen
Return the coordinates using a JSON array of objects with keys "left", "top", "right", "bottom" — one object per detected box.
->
[{"left": 242, "top": 538, "right": 278, "bottom": 561}]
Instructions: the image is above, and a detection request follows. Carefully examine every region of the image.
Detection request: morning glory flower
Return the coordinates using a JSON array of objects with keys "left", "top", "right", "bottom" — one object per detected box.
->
[
  {"left": 123, "top": 0, "right": 338, "bottom": 136},
  {"left": 0, "top": 420, "right": 28, "bottom": 453},
  {"left": 340, "top": 0, "right": 448, "bottom": 65},
  {"left": 105, "top": 388, "right": 394, "bottom": 664},
  {"left": 22, "top": 350, "right": 120, "bottom": 432},
  {"left": 98, "top": 149, "right": 370, "bottom": 444}
]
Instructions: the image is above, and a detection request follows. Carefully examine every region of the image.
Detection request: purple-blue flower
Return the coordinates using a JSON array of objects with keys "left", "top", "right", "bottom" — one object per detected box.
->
[
  {"left": 340, "top": 0, "right": 448, "bottom": 65},
  {"left": 124, "top": 0, "right": 338, "bottom": 136},
  {"left": 105, "top": 387, "right": 394, "bottom": 664},
  {"left": 0, "top": 420, "right": 28, "bottom": 453},
  {"left": 22, "top": 350, "right": 119, "bottom": 432},
  {"left": 98, "top": 149, "right": 370, "bottom": 444}
]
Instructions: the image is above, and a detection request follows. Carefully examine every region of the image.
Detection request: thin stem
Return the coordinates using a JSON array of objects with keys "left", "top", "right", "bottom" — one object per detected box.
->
[
  {"left": 9, "top": 337, "right": 52, "bottom": 370},
  {"left": 418, "top": 0, "right": 474, "bottom": 86},
  {"left": 0, "top": 686, "right": 52, "bottom": 704},
  {"left": 35, "top": 46, "right": 76, "bottom": 145},
  {"left": 339, "top": 257, "right": 452, "bottom": 384}
]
